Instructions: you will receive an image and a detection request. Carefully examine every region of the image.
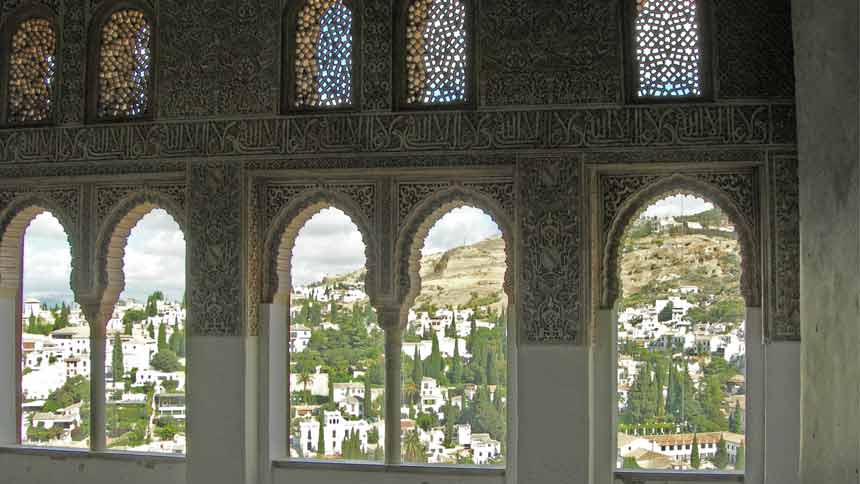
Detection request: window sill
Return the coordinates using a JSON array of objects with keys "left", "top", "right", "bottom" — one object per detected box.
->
[
  {"left": 0, "top": 445, "right": 186, "bottom": 464},
  {"left": 273, "top": 459, "right": 505, "bottom": 476},
  {"left": 615, "top": 470, "right": 743, "bottom": 482}
]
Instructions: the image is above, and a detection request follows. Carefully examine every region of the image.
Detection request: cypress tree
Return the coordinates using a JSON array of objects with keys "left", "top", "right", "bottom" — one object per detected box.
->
[
  {"left": 449, "top": 335, "right": 462, "bottom": 384},
  {"left": 317, "top": 411, "right": 326, "bottom": 455},
  {"left": 111, "top": 333, "right": 124, "bottom": 381},
  {"left": 412, "top": 346, "right": 423, "bottom": 383},
  {"left": 735, "top": 444, "right": 745, "bottom": 470},
  {"left": 486, "top": 350, "right": 498, "bottom": 386},
  {"left": 690, "top": 434, "right": 700, "bottom": 469},
  {"left": 714, "top": 436, "right": 728, "bottom": 469},
  {"left": 363, "top": 377, "right": 372, "bottom": 419},
  {"left": 428, "top": 331, "right": 442, "bottom": 380},
  {"left": 157, "top": 323, "right": 167, "bottom": 351}
]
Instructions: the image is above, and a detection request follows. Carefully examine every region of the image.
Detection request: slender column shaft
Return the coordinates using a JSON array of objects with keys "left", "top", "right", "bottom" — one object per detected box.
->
[
  {"left": 383, "top": 316, "right": 402, "bottom": 465},
  {"left": 89, "top": 314, "right": 106, "bottom": 451}
]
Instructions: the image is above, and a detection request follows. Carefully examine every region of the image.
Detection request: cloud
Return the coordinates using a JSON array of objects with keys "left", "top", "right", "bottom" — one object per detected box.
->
[
  {"left": 121, "top": 209, "right": 186, "bottom": 302},
  {"left": 291, "top": 208, "right": 366, "bottom": 287},
  {"left": 422, "top": 206, "right": 501, "bottom": 255},
  {"left": 22, "top": 213, "right": 73, "bottom": 302},
  {"left": 640, "top": 195, "right": 714, "bottom": 219}
]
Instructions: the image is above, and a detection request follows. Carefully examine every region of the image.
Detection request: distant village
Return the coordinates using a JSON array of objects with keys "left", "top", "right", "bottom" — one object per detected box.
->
[
  {"left": 616, "top": 212, "right": 746, "bottom": 471},
  {"left": 289, "top": 282, "right": 505, "bottom": 465},
  {"left": 21, "top": 295, "right": 186, "bottom": 454}
]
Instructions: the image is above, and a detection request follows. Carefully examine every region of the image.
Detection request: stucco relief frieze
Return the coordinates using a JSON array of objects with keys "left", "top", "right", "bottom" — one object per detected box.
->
[
  {"left": 517, "top": 158, "right": 582, "bottom": 343},
  {"left": 768, "top": 154, "right": 800, "bottom": 341},
  {"left": 0, "top": 104, "right": 795, "bottom": 163}
]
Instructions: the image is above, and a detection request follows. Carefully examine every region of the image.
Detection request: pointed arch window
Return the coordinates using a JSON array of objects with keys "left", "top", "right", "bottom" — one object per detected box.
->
[
  {"left": 1, "top": 6, "right": 58, "bottom": 126},
  {"left": 626, "top": 0, "right": 712, "bottom": 100},
  {"left": 285, "top": 0, "right": 358, "bottom": 111},
  {"left": 398, "top": 0, "right": 474, "bottom": 108},
  {"left": 89, "top": 5, "right": 154, "bottom": 120}
]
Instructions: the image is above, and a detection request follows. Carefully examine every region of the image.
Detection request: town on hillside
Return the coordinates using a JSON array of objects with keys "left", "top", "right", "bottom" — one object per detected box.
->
[
  {"left": 288, "top": 241, "right": 507, "bottom": 466},
  {"left": 20, "top": 293, "right": 186, "bottom": 454},
  {"left": 616, "top": 206, "right": 747, "bottom": 472}
]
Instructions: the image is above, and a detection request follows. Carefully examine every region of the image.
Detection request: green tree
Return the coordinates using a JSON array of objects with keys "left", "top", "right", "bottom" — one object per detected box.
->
[
  {"left": 150, "top": 350, "right": 182, "bottom": 372},
  {"left": 658, "top": 301, "right": 674, "bottom": 322},
  {"left": 449, "top": 335, "right": 462, "bottom": 384},
  {"left": 690, "top": 434, "right": 701, "bottom": 469},
  {"left": 412, "top": 346, "right": 423, "bottom": 383},
  {"left": 363, "top": 377, "right": 373, "bottom": 419},
  {"left": 735, "top": 444, "right": 745, "bottom": 470},
  {"left": 157, "top": 323, "right": 167, "bottom": 351},
  {"left": 622, "top": 456, "right": 640, "bottom": 469},
  {"left": 713, "top": 436, "right": 729, "bottom": 469},
  {"left": 427, "top": 330, "right": 442, "bottom": 380},
  {"left": 111, "top": 333, "right": 124, "bottom": 381},
  {"left": 486, "top": 350, "right": 498, "bottom": 386},
  {"left": 403, "top": 430, "right": 426, "bottom": 463},
  {"left": 317, "top": 411, "right": 325, "bottom": 455},
  {"left": 298, "top": 370, "right": 313, "bottom": 404},
  {"left": 729, "top": 402, "right": 743, "bottom": 433},
  {"left": 147, "top": 321, "right": 155, "bottom": 339}
]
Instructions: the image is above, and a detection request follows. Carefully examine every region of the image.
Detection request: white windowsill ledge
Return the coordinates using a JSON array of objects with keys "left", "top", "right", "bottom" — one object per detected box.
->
[
  {"left": 274, "top": 459, "right": 505, "bottom": 476},
  {"left": 0, "top": 445, "right": 186, "bottom": 464},
  {"left": 615, "top": 470, "right": 744, "bottom": 482}
]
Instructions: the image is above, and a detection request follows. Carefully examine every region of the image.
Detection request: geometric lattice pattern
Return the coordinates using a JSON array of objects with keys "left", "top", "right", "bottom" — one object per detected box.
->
[
  {"left": 7, "top": 18, "right": 56, "bottom": 123},
  {"left": 406, "top": 0, "right": 467, "bottom": 104},
  {"left": 97, "top": 9, "right": 152, "bottom": 118},
  {"left": 634, "top": 0, "right": 702, "bottom": 97},
  {"left": 294, "top": 0, "right": 353, "bottom": 108}
]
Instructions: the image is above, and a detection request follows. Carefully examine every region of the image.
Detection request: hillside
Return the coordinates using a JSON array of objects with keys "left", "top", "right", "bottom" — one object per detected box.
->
[
  {"left": 313, "top": 236, "right": 508, "bottom": 310},
  {"left": 619, "top": 214, "right": 744, "bottom": 318}
]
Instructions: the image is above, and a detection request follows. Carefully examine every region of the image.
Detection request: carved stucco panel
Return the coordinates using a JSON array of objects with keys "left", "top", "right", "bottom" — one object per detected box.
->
[
  {"left": 187, "top": 162, "right": 243, "bottom": 337},
  {"left": 518, "top": 159, "right": 581, "bottom": 344},
  {"left": 769, "top": 155, "right": 800, "bottom": 341}
]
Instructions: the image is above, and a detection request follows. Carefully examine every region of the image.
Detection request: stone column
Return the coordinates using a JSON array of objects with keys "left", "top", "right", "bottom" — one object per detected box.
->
[
  {"left": 81, "top": 302, "right": 109, "bottom": 451},
  {"left": 379, "top": 308, "right": 402, "bottom": 465}
]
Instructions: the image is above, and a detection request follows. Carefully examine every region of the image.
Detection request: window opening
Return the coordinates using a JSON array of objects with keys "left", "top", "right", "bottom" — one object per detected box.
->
[
  {"left": 405, "top": 0, "right": 467, "bottom": 104},
  {"left": 288, "top": 207, "right": 383, "bottom": 462},
  {"left": 7, "top": 18, "right": 56, "bottom": 123},
  {"left": 105, "top": 209, "right": 186, "bottom": 454},
  {"left": 616, "top": 195, "right": 745, "bottom": 472},
  {"left": 401, "top": 206, "right": 506, "bottom": 466},
  {"left": 20, "top": 213, "right": 85, "bottom": 448},
  {"left": 633, "top": 0, "right": 702, "bottom": 97}
]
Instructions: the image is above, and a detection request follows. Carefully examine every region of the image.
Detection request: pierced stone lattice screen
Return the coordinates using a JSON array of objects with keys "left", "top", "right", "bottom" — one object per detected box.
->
[
  {"left": 634, "top": 0, "right": 702, "bottom": 97},
  {"left": 8, "top": 18, "right": 56, "bottom": 123},
  {"left": 97, "top": 9, "right": 152, "bottom": 118},
  {"left": 406, "top": 0, "right": 466, "bottom": 104},
  {"left": 294, "top": 0, "right": 353, "bottom": 108}
]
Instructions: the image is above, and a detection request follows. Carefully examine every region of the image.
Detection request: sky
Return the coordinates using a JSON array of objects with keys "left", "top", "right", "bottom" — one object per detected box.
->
[
  {"left": 291, "top": 206, "right": 501, "bottom": 287},
  {"left": 640, "top": 194, "right": 713, "bottom": 219},
  {"left": 22, "top": 205, "right": 502, "bottom": 300},
  {"left": 22, "top": 209, "right": 185, "bottom": 305}
]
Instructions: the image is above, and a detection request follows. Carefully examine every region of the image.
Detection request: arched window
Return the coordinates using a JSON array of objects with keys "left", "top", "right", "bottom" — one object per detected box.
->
[
  {"left": 286, "top": 0, "right": 357, "bottom": 110},
  {"left": 15, "top": 212, "right": 81, "bottom": 448},
  {"left": 400, "top": 0, "right": 472, "bottom": 107},
  {"left": 105, "top": 208, "right": 186, "bottom": 454},
  {"left": 1, "top": 4, "right": 58, "bottom": 126},
  {"left": 285, "top": 207, "right": 383, "bottom": 462},
  {"left": 615, "top": 195, "right": 746, "bottom": 472},
  {"left": 627, "top": 0, "right": 710, "bottom": 99},
  {"left": 90, "top": 6, "right": 154, "bottom": 120},
  {"left": 401, "top": 206, "right": 508, "bottom": 466}
]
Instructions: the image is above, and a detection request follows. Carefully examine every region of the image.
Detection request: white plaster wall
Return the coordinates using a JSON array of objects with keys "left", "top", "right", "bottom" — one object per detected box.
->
[
  {"left": 0, "top": 453, "right": 185, "bottom": 484},
  {"left": 272, "top": 466, "right": 504, "bottom": 484}
]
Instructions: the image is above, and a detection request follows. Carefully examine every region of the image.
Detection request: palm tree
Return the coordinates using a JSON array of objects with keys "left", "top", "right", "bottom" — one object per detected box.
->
[
  {"left": 298, "top": 371, "right": 313, "bottom": 404},
  {"left": 403, "top": 430, "right": 427, "bottom": 463}
]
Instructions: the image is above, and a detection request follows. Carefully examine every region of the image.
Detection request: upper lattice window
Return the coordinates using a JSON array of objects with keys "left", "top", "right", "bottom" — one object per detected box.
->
[
  {"left": 405, "top": 0, "right": 467, "bottom": 105},
  {"left": 7, "top": 18, "right": 56, "bottom": 123},
  {"left": 294, "top": 0, "right": 353, "bottom": 108},
  {"left": 633, "top": 0, "right": 703, "bottom": 97},
  {"left": 96, "top": 9, "right": 152, "bottom": 118}
]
